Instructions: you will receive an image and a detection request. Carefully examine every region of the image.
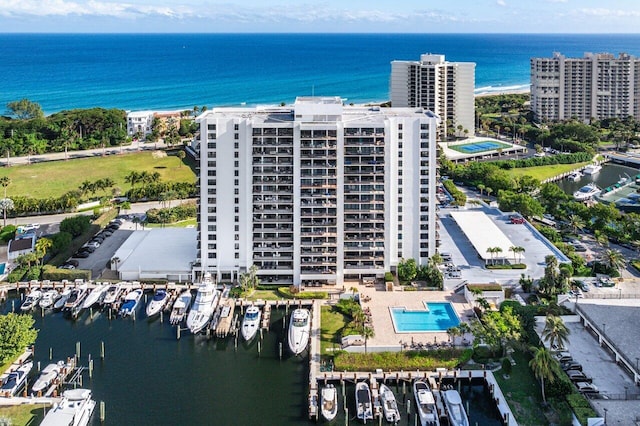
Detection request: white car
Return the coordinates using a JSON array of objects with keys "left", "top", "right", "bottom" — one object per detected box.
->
[
  {"left": 85, "top": 241, "right": 100, "bottom": 249},
  {"left": 576, "top": 382, "right": 598, "bottom": 394}
]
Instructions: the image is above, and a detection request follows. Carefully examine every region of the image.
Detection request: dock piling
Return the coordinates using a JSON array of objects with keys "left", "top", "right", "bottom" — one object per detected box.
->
[
  {"left": 75, "top": 341, "right": 81, "bottom": 360},
  {"left": 279, "top": 342, "right": 283, "bottom": 360},
  {"left": 49, "top": 347, "right": 52, "bottom": 361},
  {"left": 177, "top": 326, "right": 181, "bottom": 340},
  {"left": 257, "top": 340, "right": 261, "bottom": 356},
  {"left": 100, "top": 401, "right": 105, "bottom": 422},
  {"left": 100, "top": 341, "right": 105, "bottom": 359},
  {"left": 89, "top": 359, "right": 93, "bottom": 378}
]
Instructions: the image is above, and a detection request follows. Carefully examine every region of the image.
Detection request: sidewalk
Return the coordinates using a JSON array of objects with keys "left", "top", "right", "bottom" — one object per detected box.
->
[{"left": 1, "top": 140, "right": 168, "bottom": 167}]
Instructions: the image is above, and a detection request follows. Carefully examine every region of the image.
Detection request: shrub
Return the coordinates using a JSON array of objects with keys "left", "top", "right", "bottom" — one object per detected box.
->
[
  {"left": 566, "top": 393, "right": 597, "bottom": 426},
  {"left": 50, "top": 231, "right": 72, "bottom": 255},
  {"left": 468, "top": 284, "right": 502, "bottom": 292},
  {"left": 7, "top": 267, "right": 27, "bottom": 282},
  {"left": 146, "top": 202, "right": 197, "bottom": 224},
  {"left": 277, "top": 287, "right": 327, "bottom": 299},
  {"left": 472, "top": 345, "right": 498, "bottom": 362},
  {"left": 0, "top": 225, "right": 16, "bottom": 242},
  {"left": 94, "top": 208, "right": 119, "bottom": 228},
  {"left": 60, "top": 215, "right": 92, "bottom": 237},
  {"left": 334, "top": 298, "right": 361, "bottom": 317},
  {"left": 24, "top": 266, "right": 41, "bottom": 281},
  {"left": 41, "top": 265, "right": 91, "bottom": 281},
  {"left": 501, "top": 357, "right": 512, "bottom": 375},
  {"left": 384, "top": 272, "right": 394, "bottom": 282},
  {"left": 546, "top": 373, "right": 573, "bottom": 399}
]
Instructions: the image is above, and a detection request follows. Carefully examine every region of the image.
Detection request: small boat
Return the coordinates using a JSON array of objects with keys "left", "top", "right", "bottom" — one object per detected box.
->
[
  {"left": 187, "top": 274, "right": 220, "bottom": 334},
  {"left": 41, "top": 388, "right": 96, "bottom": 426},
  {"left": 582, "top": 164, "right": 602, "bottom": 175},
  {"left": 53, "top": 288, "right": 72, "bottom": 310},
  {"left": 20, "top": 290, "right": 43, "bottom": 311},
  {"left": 102, "top": 283, "right": 123, "bottom": 307},
  {"left": 39, "top": 290, "right": 60, "bottom": 310},
  {"left": 81, "top": 284, "right": 108, "bottom": 309},
  {"left": 0, "top": 360, "right": 33, "bottom": 396},
  {"left": 31, "top": 361, "right": 65, "bottom": 395},
  {"left": 321, "top": 384, "right": 338, "bottom": 422},
  {"left": 287, "top": 308, "right": 310, "bottom": 356},
  {"left": 119, "top": 289, "right": 144, "bottom": 317},
  {"left": 170, "top": 289, "right": 193, "bottom": 325},
  {"left": 241, "top": 305, "right": 262, "bottom": 341},
  {"left": 573, "top": 183, "right": 600, "bottom": 201},
  {"left": 414, "top": 380, "right": 440, "bottom": 426},
  {"left": 146, "top": 289, "right": 170, "bottom": 317},
  {"left": 442, "top": 390, "right": 469, "bottom": 426},
  {"left": 567, "top": 171, "right": 582, "bottom": 181},
  {"left": 355, "top": 381, "right": 373, "bottom": 422},
  {"left": 63, "top": 285, "right": 88, "bottom": 311},
  {"left": 380, "top": 383, "right": 401, "bottom": 423}
]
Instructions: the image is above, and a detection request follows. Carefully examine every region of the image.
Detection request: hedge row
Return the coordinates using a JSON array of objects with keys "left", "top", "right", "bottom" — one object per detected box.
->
[
  {"left": 334, "top": 348, "right": 473, "bottom": 372},
  {"left": 566, "top": 393, "right": 598, "bottom": 426},
  {"left": 277, "top": 287, "right": 328, "bottom": 299},
  {"left": 41, "top": 265, "right": 91, "bottom": 281}
]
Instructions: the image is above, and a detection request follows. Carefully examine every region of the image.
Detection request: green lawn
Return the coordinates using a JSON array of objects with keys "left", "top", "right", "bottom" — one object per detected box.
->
[
  {"left": 146, "top": 218, "right": 197, "bottom": 228},
  {"left": 245, "top": 289, "right": 281, "bottom": 301},
  {"left": 320, "top": 306, "right": 350, "bottom": 355},
  {"left": 506, "top": 162, "right": 591, "bottom": 181},
  {"left": 0, "top": 404, "right": 46, "bottom": 425},
  {"left": 0, "top": 151, "right": 196, "bottom": 199},
  {"left": 494, "top": 351, "right": 550, "bottom": 426}
]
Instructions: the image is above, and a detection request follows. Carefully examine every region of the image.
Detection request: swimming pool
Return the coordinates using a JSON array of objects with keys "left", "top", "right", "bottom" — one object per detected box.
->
[
  {"left": 451, "top": 140, "right": 510, "bottom": 154},
  {"left": 390, "top": 302, "right": 460, "bottom": 333}
]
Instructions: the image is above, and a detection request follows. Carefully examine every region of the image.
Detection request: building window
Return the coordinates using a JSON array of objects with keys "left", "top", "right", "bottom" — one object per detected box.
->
[
  {"left": 234, "top": 170, "right": 239, "bottom": 177},
  {"left": 234, "top": 161, "right": 239, "bottom": 167},
  {"left": 235, "top": 207, "right": 239, "bottom": 213},
  {"left": 234, "top": 179, "right": 239, "bottom": 185},
  {"left": 208, "top": 124, "right": 216, "bottom": 130},
  {"left": 234, "top": 198, "right": 239, "bottom": 204},
  {"left": 234, "top": 188, "right": 239, "bottom": 195},
  {"left": 234, "top": 234, "right": 239, "bottom": 241},
  {"left": 235, "top": 216, "right": 239, "bottom": 222},
  {"left": 234, "top": 133, "right": 239, "bottom": 140},
  {"left": 234, "top": 142, "right": 239, "bottom": 149},
  {"left": 234, "top": 124, "right": 239, "bottom": 131},
  {"left": 208, "top": 253, "right": 216, "bottom": 259},
  {"left": 398, "top": 124, "right": 403, "bottom": 130},
  {"left": 234, "top": 152, "right": 239, "bottom": 158},
  {"left": 234, "top": 243, "right": 239, "bottom": 250},
  {"left": 234, "top": 225, "right": 239, "bottom": 231},
  {"left": 235, "top": 253, "right": 239, "bottom": 259}
]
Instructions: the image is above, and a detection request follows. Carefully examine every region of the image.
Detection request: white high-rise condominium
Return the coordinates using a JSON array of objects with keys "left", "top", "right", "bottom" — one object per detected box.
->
[
  {"left": 390, "top": 54, "right": 475, "bottom": 140},
  {"left": 531, "top": 52, "right": 640, "bottom": 123},
  {"left": 193, "top": 97, "right": 439, "bottom": 286}
]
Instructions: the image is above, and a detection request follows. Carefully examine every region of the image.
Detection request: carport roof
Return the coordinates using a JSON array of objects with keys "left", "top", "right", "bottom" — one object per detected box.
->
[{"left": 449, "top": 211, "right": 520, "bottom": 261}]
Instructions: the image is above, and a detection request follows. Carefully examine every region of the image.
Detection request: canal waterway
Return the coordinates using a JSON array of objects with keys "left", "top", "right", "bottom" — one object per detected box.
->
[
  {"left": 1, "top": 295, "right": 502, "bottom": 425},
  {"left": 556, "top": 163, "right": 639, "bottom": 196}
]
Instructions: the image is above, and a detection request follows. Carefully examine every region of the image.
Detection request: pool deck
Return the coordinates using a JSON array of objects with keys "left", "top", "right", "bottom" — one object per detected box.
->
[
  {"left": 439, "top": 136, "right": 527, "bottom": 164},
  {"left": 352, "top": 283, "right": 474, "bottom": 350}
]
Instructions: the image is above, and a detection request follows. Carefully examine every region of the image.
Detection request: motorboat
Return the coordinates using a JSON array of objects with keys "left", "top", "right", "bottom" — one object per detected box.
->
[
  {"left": 355, "top": 381, "right": 373, "bottom": 422},
  {"left": 186, "top": 274, "right": 220, "bottom": 333},
  {"left": 380, "top": 383, "right": 401, "bottom": 423},
  {"left": 567, "top": 171, "right": 582, "bottom": 181},
  {"left": 442, "top": 390, "right": 469, "bottom": 426},
  {"left": 119, "top": 289, "right": 144, "bottom": 317},
  {"left": 414, "top": 380, "right": 440, "bottom": 426},
  {"left": 102, "top": 283, "right": 124, "bottom": 307},
  {"left": 41, "top": 388, "right": 96, "bottom": 426},
  {"left": 81, "top": 284, "right": 108, "bottom": 309},
  {"left": 582, "top": 164, "right": 602, "bottom": 175},
  {"left": 39, "top": 290, "right": 60, "bottom": 310},
  {"left": 321, "top": 384, "right": 338, "bottom": 422},
  {"left": 20, "top": 290, "right": 43, "bottom": 311},
  {"left": 287, "top": 308, "right": 310, "bottom": 356},
  {"left": 573, "top": 183, "right": 600, "bottom": 201},
  {"left": 240, "top": 305, "right": 262, "bottom": 341},
  {"left": 170, "top": 289, "right": 192, "bottom": 325},
  {"left": 31, "top": 361, "right": 65, "bottom": 395},
  {"left": 53, "top": 288, "right": 72, "bottom": 310},
  {"left": 146, "top": 289, "right": 170, "bottom": 317},
  {"left": 63, "top": 285, "right": 88, "bottom": 312},
  {"left": 0, "top": 360, "right": 33, "bottom": 396}
]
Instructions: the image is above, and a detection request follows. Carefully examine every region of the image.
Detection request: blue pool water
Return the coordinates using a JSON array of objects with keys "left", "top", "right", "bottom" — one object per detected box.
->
[
  {"left": 390, "top": 302, "right": 460, "bottom": 332},
  {"left": 456, "top": 141, "right": 505, "bottom": 153},
  {"left": 0, "top": 263, "right": 5, "bottom": 275}
]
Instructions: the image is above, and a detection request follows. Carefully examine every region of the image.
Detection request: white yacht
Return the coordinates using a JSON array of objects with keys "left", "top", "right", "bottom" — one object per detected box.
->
[
  {"left": 355, "top": 381, "right": 374, "bottom": 422},
  {"left": 81, "top": 284, "right": 108, "bottom": 309},
  {"left": 102, "top": 283, "right": 124, "bottom": 307},
  {"left": 287, "top": 308, "right": 310, "bottom": 356},
  {"left": 186, "top": 274, "right": 219, "bottom": 334},
  {"left": 380, "top": 383, "right": 401, "bottom": 423},
  {"left": 119, "top": 289, "right": 144, "bottom": 317},
  {"left": 63, "top": 285, "right": 88, "bottom": 312},
  {"left": 20, "top": 290, "right": 42, "bottom": 311},
  {"left": 573, "top": 183, "right": 600, "bottom": 201},
  {"left": 0, "top": 360, "right": 33, "bottom": 396},
  {"left": 146, "top": 289, "right": 169, "bottom": 317},
  {"left": 41, "top": 388, "right": 96, "bottom": 426},
  {"left": 414, "top": 380, "right": 440, "bottom": 426},
  {"left": 39, "top": 290, "right": 60, "bottom": 310},
  {"left": 170, "top": 289, "right": 192, "bottom": 325},
  {"left": 583, "top": 164, "right": 602, "bottom": 175},
  {"left": 442, "top": 390, "right": 469, "bottom": 426},
  {"left": 32, "top": 361, "right": 65, "bottom": 395},
  {"left": 241, "top": 305, "right": 262, "bottom": 341},
  {"left": 53, "top": 288, "right": 72, "bottom": 310},
  {"left": 321, "top": 384, "right": 338, "bottom": 422},
  {"left": 567, "top": 171, "right": 582, "bottom": 181}
]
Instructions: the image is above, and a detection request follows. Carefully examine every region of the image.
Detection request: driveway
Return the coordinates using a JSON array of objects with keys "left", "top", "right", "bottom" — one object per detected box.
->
[{"left": 74, "top": 229, "right": 133, "bottom": 279}]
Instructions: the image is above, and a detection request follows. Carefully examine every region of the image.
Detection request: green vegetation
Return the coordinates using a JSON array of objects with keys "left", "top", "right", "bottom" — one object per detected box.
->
[
  {"left": 0, "top": 151, "right": 195, "bottom": 200},
  {"left": 442, "top": 179, "right": 467, "bottom": 205},
  {"left": 146, "top": 218, "right": 197, "bottom": 228},
  {"left": 0, "top": 314, "right": 38, "bottom": 363},
  {"left": 320, "top": 306, "right": 351, "bottom": 355},
  {"left": 41, "top": 265, "right": 90, "bottom": 281},
  {"left": 334, "top": 349, "right": 473, "bottom": 371},
  {"left": 0, "top": 404, "right": 45, "bottom": 426},
  {"left": 566, "top": 393, "right": 598, "bottom": 425},
  {"left": 506, "top": 162, "right": 591, "bottom": 181},
  {"left": 276, "top": 287, "right": 328, "bottom": 299},
  {"left": 397, "top": 257, "right": 443, "bottom": 288},
  {"left": 486, "top": 263, "right": 527, "bottom": 269},
  {"left": 146, "top": 202, "right": 197, "bottom": 225},
  {"left": 243, "top": 289, "right": 280, "bottom": 301},
  {"left": 632, "top": 260, "right": 640, "bottom": 272},
  {"left": 467, "top": 284, "right": 502, "bottom": 292}
]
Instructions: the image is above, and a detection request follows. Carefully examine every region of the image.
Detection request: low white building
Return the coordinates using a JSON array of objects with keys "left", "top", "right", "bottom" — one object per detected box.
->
[
  {"left": 126, "top": 111, "right": 154, "bottom": 137},
  {"left": 8, "top": 235, "right": 35, "bottom": 261},
  {"left": 112, "top": 228, "right": 196, "bottom": 282}
]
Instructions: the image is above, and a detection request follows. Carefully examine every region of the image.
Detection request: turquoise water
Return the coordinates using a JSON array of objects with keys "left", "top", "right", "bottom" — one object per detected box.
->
[
  {"left": 1, "top": 34, "right": 640, "bottom": 113},
  {"left": 456, "top": 141, "right": 505, "bottom": 153},
  {"left": 0, "top": 263, "right": 5, "bottom": 275},
  {"left": 391, "top": 302, "right": 460, "bottom": 332}
]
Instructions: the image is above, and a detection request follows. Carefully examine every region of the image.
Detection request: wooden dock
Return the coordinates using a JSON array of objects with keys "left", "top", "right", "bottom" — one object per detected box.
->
[{"left": 214, "top": 298, "right": 236, "bottom": 338}]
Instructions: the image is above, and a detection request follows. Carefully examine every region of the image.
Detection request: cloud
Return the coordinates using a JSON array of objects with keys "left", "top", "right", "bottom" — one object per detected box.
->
[
  {"left": 0, "top": 0, "right": 193, "bottom": 18},
  {"left": 573, "top": 8, "right": 640, "bottom": 17},
  {"left": 496, "top": 0, "right": 506, "bottom": 6}
]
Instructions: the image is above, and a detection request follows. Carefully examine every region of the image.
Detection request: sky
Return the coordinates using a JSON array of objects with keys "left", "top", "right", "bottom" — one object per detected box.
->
[{"left": 0, "top": 0, "right": 639, "bottom": 33}]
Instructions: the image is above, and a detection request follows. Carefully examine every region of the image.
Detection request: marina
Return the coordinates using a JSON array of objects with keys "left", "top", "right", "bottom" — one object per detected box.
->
[{"left": 0, "top": 283, "right": 509, "bottom": 425}]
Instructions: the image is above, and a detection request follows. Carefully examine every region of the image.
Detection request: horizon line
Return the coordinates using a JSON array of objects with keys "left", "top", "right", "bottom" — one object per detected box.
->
[{"left": 1, "top": 31, "right": 640, "bottom": 36}]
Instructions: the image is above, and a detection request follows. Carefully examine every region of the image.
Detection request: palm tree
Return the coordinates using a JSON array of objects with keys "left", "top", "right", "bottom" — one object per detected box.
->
[
  {"left": 529, "top": 346, "right": 558, "bottom": 403},
  {"left": 486, "top": 247, "right": 496, "bottom": 265},
  {"left": 125, "top": 171, "right": 141, "bottom": 189},
  {"left": 568, "top": 214, "right": 585, "bottom": 235},
  {"left": 510, "top": 246, "right": 525, "bottom": 263},
  {"left": 601, "top": 249, "right": 626, "bottom": 274},
  {"left": 362, "top": 325, "right": 375, "bottom": 354},
  {"left": 111, "top": 257, "right": 121, "bottom": 273},
  {"left": 541, "top": 315, "right": 570, "bottom": 350},
  {"left": 35, "top": 237, "right": 53, "bottom": 266},
  {"left": 485, "top": 187, "right": 493, "bottom": 198},
  {"left": 0, "top": 176, "right": 11, "bottom": 199},
  {"left": 494, "top": 247, "right": 504, "bottom": 264},
  {"left": 477, "top": 184, "right": 485, "bottom": 196},
  {"left": 0, "top": 198, "right": 14, "bottom": 228}
]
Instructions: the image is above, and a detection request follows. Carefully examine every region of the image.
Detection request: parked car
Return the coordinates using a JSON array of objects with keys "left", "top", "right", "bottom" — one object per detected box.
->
[
  {"left": 85, "top": 241, "right": 100, "bottom": 249},
  {"left": 566, "top": 371, "right": 592, "bottom": 383},
  {"left": 509, "top": 214, "right": 525, "bottom": 224},
  {"left": 61, "top": 264, "right": 76, "bottom": 269},
  {"left": 73, "top": 251, "right": 90, "bottom": 258},
  {"left": 66, "top": 259, "right": 79, "bottom": 267},
  {"left": 569, "top": 289, "right": 584, "bottom": 298},
  {"left": 561, "top": 361, "right": 583, "bottom": 372},
  {"left": 575, "top": 382, "right": 598, "bottom": 394},
  {"left": 100, "top": 230, "right": 113, "bottom": 237},
  {"left": 79, "top": 246, "right": 96, "bottom": 253},
  {"left": 554, "top": 352, "right": 573, "bottom": 363}
]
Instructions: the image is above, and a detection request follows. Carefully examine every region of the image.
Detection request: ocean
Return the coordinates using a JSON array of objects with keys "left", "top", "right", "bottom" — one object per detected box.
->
[{"left": 1, "top": 33, "right": 640, "bottom": 113}]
